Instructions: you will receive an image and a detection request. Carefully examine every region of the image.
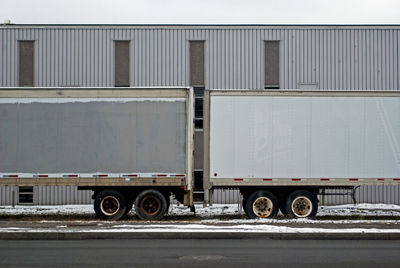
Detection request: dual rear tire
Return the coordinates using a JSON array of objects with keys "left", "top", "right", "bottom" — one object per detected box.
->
[
  {"left": 94, "top": 189, "right": 168, "bottom": 221},
  {"left": 244, "top": 190, "right": 318, "bottom": 219}
]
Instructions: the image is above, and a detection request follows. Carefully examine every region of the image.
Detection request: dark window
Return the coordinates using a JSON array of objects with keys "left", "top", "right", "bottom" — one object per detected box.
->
[
  {"left": 195, "top": 97, "right": 203, "bottom": 118},
  {"left": 18, "top": 41, "right": 34, "bottom": 87},
  {"left": 114, "top": 41, "right": 130, "bottom": 87},
  {"left": 264, "top": 41, "right": 280, "bottom": 89},
  {"left": 193, "top": 86, "right": 204, "bottom": 130},
  {"left": 194, "top": 170, "right": 203, "bottom": 190},
  {"left": 18, "top": 186, "right": 33, "bottom": 204},
  {"left": 190, "top": 41, "right": 205, "bottom": 86}
]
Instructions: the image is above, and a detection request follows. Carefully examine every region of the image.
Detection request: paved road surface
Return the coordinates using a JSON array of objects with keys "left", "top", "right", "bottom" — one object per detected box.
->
[{"left": 0, "top": 239, "right": 399, "bottom": 268}]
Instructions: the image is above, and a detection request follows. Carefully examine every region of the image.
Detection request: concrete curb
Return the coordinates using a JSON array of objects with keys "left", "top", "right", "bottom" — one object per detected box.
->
[{"left": 0, "top": 232, "right": 400, "bottom": 240}]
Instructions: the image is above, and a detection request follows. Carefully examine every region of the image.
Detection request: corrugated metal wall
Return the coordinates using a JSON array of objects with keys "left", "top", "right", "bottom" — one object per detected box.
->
[
  {"left": 35, "top": 186, "right": 92, "bottom": 205},
  {"left": 1, "top": 26, "right": 399, "bottom": 89},
  {"left": 0, "top": 186, "right": 18, "bottom": 205},
  {"left": 0, "top": 186, "right": 92, "bottom": 205}
]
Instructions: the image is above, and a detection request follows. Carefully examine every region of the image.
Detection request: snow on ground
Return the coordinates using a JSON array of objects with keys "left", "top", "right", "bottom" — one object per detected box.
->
[
  {"left": 0, "top": 203, "right": 400, "bottom": 217},
  {"left": 0, "top": 203, "right": 400, "bottom": 233}
]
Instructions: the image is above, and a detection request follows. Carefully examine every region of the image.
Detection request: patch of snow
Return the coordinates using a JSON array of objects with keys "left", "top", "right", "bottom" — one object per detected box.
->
[{"left": 0, "top": 203, "right": 400, "bottom": 218}]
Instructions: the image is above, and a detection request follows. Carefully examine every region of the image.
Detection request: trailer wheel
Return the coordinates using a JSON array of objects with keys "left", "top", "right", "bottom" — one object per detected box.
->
[
  {"left": 135, "top": 189, "right": 167, "bottom": 220},
  {"left": 94, "top": 190, "right": 127, "bottom": 220},
  {"left": 286, "top": 190, "right": 318, "bottom": 218},
  {"left": 245, "top": 190, "right": 279, "bottom": 219}
]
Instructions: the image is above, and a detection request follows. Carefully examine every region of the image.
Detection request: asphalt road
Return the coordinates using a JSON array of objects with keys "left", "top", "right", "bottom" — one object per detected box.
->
[{"left": 0, "top": 239, "right": 399, "bottom": 268}]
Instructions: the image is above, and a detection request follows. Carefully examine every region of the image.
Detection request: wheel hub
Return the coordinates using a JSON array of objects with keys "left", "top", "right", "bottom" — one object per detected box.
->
[
  {"left": 141, "top": 195, "right": 161, "bottom": 216},
  {"left": 100, "top": 196, "right": 120, "bottom": 216},
  {"left": 292, "top": 196, "right": 312, "bottom": 217},
  {"left": 252, "top": 197, "right": 273, "bottom": 218}
]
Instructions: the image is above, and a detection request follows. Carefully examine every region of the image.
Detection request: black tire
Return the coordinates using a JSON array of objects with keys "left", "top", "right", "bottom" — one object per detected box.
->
[
  {"left": 285, "top": 190, "right": 318, "bottom": 218},
  {"left": 242, "top": 195, "right": 250, "bottom": 218},
  {"left": 93, "top": 190, "right": 127, "bottom": 220},
  {"left": 135, "top": 189, "right": 168, "bottom": 220},
  {"left": 245, "top": 190, "right": 279, "bottom": 219}
]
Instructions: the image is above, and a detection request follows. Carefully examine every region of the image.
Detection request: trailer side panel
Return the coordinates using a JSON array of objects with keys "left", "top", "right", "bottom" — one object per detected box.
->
[
  {"left": 0, "top": 98, "right": 186, "bottom": 174},
  {"left": 209, "top": 95, "right": 400, "bottom": 180}
]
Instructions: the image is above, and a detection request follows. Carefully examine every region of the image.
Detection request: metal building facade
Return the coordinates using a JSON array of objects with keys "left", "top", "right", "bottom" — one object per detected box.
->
[
  {"left": 0, "top": 24, "right": 399, "bottom": 206},
  {"left": 1, "top": 25, "right": 399, "bottom": 90}
]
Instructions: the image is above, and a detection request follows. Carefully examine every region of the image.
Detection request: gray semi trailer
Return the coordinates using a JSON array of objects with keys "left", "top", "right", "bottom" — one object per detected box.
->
[
  {"left": 0, "top": 87, "right": 194, "bottom": 220},
  {"left": 1, "top": 87, "right": 400, "bottom": 220}
]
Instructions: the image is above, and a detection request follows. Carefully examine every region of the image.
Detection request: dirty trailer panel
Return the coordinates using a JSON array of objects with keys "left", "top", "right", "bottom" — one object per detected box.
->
[
  {"left": 205, "top": 90, "right": 400, "bottom": 187},
  {"left": 0, "top": 88, "right": 193, "bottom": 187}
]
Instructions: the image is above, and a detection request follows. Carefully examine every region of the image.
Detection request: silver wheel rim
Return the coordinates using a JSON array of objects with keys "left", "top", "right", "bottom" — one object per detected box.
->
[
  {"left": 252, "top": 197, "right": 274, "bottom": 218},
  {"left": 291, "top": 196, "right": 313, "bottom": 217},
  {"left": 100, "top": 196, "right": 120, "bottom": 216}
]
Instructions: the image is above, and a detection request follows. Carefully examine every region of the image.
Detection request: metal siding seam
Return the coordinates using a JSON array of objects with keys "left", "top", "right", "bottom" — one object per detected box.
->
[
  {"left": 243, "top": 30, "right": 248, "bottom": 89},
  {"left": 387, "top": 30, "right": 392, "bottom": 90},
  {"left": 9, "top": 29, "right": 13, "bottom": 86},
  {"left": 307, "top": 29, "right": 311, "bottom": 83},
  {"left": 174, "top": 29, "right": 178, "bottom": 86},
  {"left": 98, "top": 29, "right": 103, "bottom": 87},
  {"left": 0, "top": 30, "right": 2, "bottom": 86}
]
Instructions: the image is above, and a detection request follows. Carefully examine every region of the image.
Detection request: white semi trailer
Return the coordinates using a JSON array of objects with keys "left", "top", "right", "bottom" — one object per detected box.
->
[
  {"left": 203, "top": 90, "right": 400, "bottom": 218},
  {"left": 1, "top": 87, "right": 400, "bottom": 220}
]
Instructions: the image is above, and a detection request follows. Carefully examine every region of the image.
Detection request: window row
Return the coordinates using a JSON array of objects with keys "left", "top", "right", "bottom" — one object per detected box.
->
[{"left": 17, "top": 40, "right": 280, "bottom": 88}]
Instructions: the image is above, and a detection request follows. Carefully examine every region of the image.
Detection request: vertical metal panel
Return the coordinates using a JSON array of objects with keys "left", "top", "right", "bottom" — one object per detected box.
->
[
  {"left": 0, "top": 186, "right": 18, "bottom": 205},
  {"left": 35, "top": 186, "right": 92, "bottom": 205}
]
